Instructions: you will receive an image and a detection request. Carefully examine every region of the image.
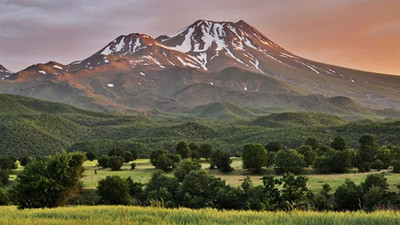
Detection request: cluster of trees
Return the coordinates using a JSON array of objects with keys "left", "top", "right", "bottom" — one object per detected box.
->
[
  {"left": 150, "top": 142, "right": 232, "bottom": 173},
  {"left": 97, "top": 163, "right": 400, "bottom": 211},
  {"left": 320, "top": 174, "right": 399, "bottom": 211},
  {"left": 96, "top": 149, "right": 138, "bottom": 171},
  {"left": 241, "top": 135, "right": 400, "bottom": 175},
  {"left": 9, "top": 152, "right": 86, "bottom": 209}
]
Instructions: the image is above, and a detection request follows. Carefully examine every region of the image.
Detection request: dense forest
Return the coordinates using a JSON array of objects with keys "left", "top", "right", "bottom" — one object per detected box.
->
[{"left": 1, "top": 94, "right": 400, "bottom": 157}]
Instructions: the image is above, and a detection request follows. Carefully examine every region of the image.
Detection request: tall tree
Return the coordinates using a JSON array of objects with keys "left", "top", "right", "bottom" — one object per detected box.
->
[
  {"left": 242, "top": 144, "right": 268, "bottom": 173},
  {"left": 13, "top": 152, "right": 86, "bottom": 209},
  {"left": 176, "top": 141, "right": 191, "bottom": 159}
]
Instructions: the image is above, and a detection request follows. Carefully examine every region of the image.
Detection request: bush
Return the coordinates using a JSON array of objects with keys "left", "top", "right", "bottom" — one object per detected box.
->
[
  {"left": 108, "top": 156, "right": 124, "bottom": 171},
  {"left": 242, "top": 144, "right": 268, "bottom": 173},
  {"left": 13, "top": 152, "right": 86, "bottom": 209},
  {"left": 97, "top": 176, "right": 131, "bottom": 205},
  {"left": 274, "top": 149, "right": 305, "bottom": 174},
  {"left": 130, "top": 163, "right": 136, "bottom": 170}
]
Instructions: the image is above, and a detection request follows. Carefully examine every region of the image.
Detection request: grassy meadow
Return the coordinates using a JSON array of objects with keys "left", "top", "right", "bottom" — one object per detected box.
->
[
  {"left": 79, "top": 158, "right": 400, "bottom": 193},
  {"left": 0, "top": 206, "right": 398, "bottom": 225}
]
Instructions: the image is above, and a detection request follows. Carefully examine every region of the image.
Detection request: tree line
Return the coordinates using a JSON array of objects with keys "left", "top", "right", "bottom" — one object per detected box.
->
[{"left": 2, "top": 133, "right": 400, "bottom": 212}]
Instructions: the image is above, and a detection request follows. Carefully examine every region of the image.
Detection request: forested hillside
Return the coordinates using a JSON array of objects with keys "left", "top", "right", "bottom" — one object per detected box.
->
[{"left": 0, "top": 94, "right": 400, "bottom": 157}]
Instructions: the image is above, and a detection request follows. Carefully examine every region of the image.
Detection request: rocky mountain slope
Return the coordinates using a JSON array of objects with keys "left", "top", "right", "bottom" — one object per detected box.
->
[{"left": 1, "top": 20, "right": 399, "bottom": 116}]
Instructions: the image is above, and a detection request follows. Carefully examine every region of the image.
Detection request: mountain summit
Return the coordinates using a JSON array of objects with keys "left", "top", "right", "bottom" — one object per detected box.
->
[
  {"left": 157, "top": 19, "right": 287, "bottom": 72},
  {"left": 0, "top": 20, "right": 399, "bottom": 115}
]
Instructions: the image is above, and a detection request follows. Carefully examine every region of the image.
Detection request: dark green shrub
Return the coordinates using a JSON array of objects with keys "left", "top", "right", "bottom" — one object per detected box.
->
[{"left": 97, "top": 176, "right": 131, "bottom": 205}]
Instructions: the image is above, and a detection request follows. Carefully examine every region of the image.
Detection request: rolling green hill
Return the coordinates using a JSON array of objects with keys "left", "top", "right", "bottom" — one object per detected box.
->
[
  {"left": 0, "top": 94, "right": 400, "bottom": 157},
  {"left": 251, "top": 112, "right": 346, "bottom": 127}
]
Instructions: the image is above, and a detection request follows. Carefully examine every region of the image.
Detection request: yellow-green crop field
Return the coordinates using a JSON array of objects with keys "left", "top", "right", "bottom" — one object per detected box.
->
[{"left": 0, "top": 206, "right": 398, "bottom": 225}]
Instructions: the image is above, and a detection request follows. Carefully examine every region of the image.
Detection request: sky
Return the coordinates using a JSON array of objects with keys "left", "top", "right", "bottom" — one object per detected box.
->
[{"left": 0, "top": 0, "right": 399, "bottom": 75}]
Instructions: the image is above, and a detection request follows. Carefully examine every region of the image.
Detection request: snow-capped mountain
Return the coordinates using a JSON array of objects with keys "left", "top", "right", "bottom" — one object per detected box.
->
[
  {"left": 67, "top": 33, "right": 203, "bottom": 73},
  {"left": 157, "top": 20, "right": 288, "bottom": 73},
  {"left": 0, "top": 20, "right": 400, "bottom": 115}
]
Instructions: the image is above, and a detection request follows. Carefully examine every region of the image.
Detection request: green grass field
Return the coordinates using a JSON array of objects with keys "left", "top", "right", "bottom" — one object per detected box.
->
[
  {"left": 0, "top": 206, "right": 398, "bottom": 225},
  {"left": 80, "top": 158, "right": 400, "bottom": 193}
]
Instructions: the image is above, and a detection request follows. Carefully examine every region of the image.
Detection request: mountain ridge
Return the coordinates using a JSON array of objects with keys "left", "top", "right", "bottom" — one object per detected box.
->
[{"left": 1, "top": 19, "right": 400, "bottom": 116}]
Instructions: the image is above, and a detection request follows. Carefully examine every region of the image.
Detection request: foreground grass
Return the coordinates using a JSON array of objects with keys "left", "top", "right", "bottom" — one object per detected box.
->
[{"left": 0, "top": 206, "right": 398, "bottom": 225}]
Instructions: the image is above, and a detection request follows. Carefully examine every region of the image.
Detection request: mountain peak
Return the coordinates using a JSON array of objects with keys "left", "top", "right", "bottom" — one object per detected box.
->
[
  {"left": 99, "top": 33, "right": 156, "bottom": 56},
  {"left": 157, "top": 19, "right": 287, "bottom": 72}
]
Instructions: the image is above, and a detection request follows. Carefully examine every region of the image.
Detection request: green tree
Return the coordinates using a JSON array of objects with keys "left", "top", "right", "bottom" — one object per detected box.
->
[
  {"left": 280, "top": 173, "right": 309, "bottom": 210},
  {"left": 174, "top": 159, "right": 201, "bottom": 182},
  {"left": 0, "top": 169, "right": 10, "bottom": 186},
  {"left": 242, "top": 144, "right": 268, "bottom": 173},
  {"left": 144, "top": 171, "right": 179, "bottom": 206},
  {"left": 108, "top": 156, "right": 124, "bottom": 171},
  {"left": 210, "top": 149, "right": 223, "bottom": 169},
  {"left": 0, "top": 156, "right": 17, "bottom": 170},
  {"left": 334, "top": 179, "right": 362, "bottom": 211},
  {"left": 126, "top": 177, "right": 143, "bottom": 199},
  {"left": 189, "top": 143, "right": 200, "bottom": 159},
  {"left": 331, "top": 136, "right": 347, "bottom": 151},
  {"left": 179, "top": 170, "right": 214, "bottom": 208},
  {"left": 86, "top": 151, "right": 97, "bottom": 161},
  {"left": 176, "top": 141, "right": 191, "bottom": 159},
  {"left": 313, "top": 147, "right": 353, "bottom": 173},
  {"left": 150, "top": 149, "right": 168, "bottom": 166},
  {"left": 297, "top": 145, "right": 315, "bottom": 167},
  {"left": 265, "top": 141, "right": 283, "bottom": 152},
  {"left": 0, "top": 187, "right": 9, "bottom": 205},
  {"left": 97, "top": 176, "right": 131, "bottom": 205},
  {"left": 357, "top": 134, "right": 379, "bottom": 172},
  {"left": 274, "top": 149, "right": 305, "bottom": 174},
  {"left": 98, "top": 155, "right": 110, "bottom": 168},
  {"left": 18, "top": 156, "right": 32, "bottom": 166},
  {"left": 199, "top": 143, "right": 213, "bottom": 160},
  {"left": 154, "top": 154, "right": 174, "bottom": 172},
  {"left": 304, "top": 137, "right": 320, "bottom": 150},
  {"left": 210, "top": 150, "right": 233, "bottom": 172},
  {"left": 390, "top": 146, "right": 400, "bottom": 173},
  {"left": 13, "top": 152, "right": 86, "bottom": 209},
  {"left": 218, "top": 152, "right": 233, "bottom": 172}
]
